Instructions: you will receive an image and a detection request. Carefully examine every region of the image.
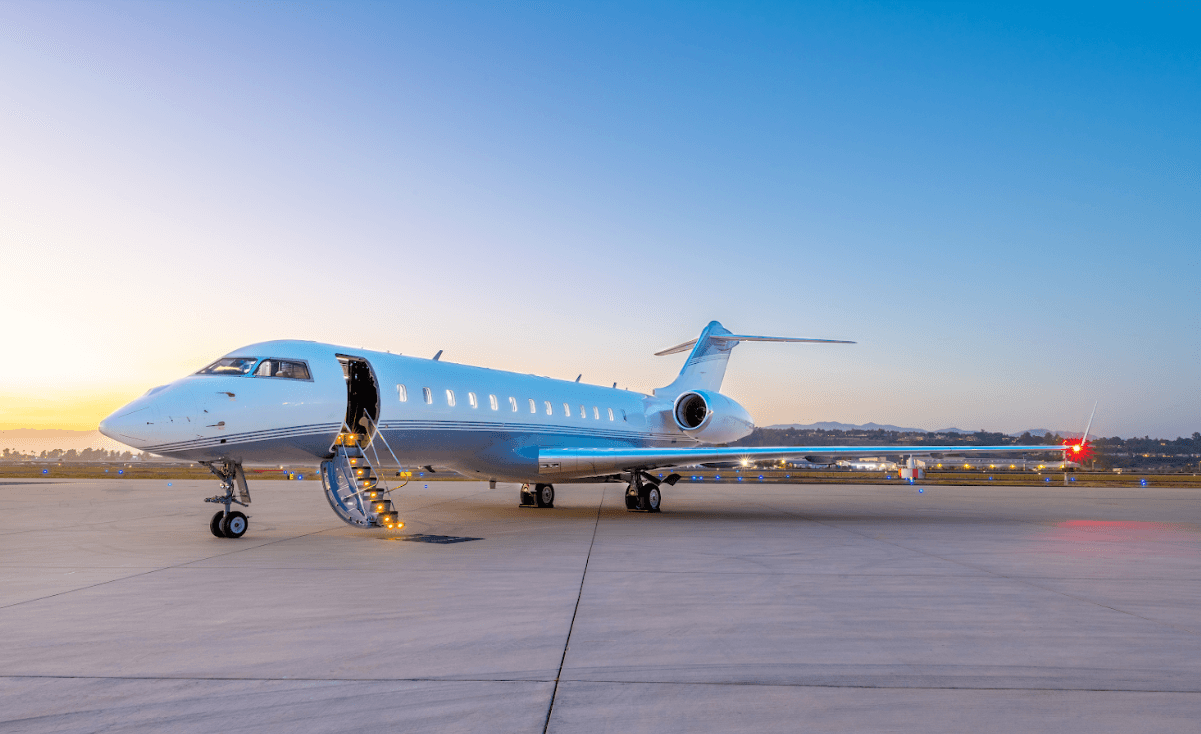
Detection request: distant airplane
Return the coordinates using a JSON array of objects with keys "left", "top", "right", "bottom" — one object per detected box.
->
[{"left": 99, "top": 321, "right": 1077, "bottom": 538}]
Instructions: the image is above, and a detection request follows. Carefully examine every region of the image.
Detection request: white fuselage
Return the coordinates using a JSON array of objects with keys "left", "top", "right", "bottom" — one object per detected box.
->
[{"left": 99, "top": 340, "right": 703, "bottom": 482}]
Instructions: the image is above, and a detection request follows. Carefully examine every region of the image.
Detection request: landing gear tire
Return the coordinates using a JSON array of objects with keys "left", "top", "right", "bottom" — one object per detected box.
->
[
  {"left": 221, "top": 511, "right": 248, "bottom": 539},
  {"left": 519, "top": 483, "right": 534, "bottom": 506},
  {"left": 210, "top": 511, "right": 227, "bottom": 538},
  {"left": 639, "top": 485, "right": 662, "bottom": 513},
  {"left": 535, "top": 483, "right": 554, "bottom": 508},
  {"left": 624, "top": 491, "right": 639, "bottom": 510}
]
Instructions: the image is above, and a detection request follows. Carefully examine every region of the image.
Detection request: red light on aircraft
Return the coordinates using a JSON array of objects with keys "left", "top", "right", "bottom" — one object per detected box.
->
[{"left": 1063, "top": 439, "right": 1093, "bottom": 462}]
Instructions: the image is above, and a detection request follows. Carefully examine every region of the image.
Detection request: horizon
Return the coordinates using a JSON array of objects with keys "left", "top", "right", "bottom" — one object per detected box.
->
[{"left": 1, "top": 3, "right": 1196, "bottom": 438}]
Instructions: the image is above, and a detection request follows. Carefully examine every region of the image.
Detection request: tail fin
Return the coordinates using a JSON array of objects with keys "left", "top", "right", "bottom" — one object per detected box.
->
[{"left": 652, "top": 321, "right": 854, "bottom": 398}]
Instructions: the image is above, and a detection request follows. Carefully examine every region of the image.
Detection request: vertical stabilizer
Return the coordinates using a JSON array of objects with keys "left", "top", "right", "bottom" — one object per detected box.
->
[{"left": 653, "top": 321, "right": 738, "bottom": 398}]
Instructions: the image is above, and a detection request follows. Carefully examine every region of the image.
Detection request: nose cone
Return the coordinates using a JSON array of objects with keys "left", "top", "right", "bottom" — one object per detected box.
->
[{"left": 99, "top": 403, "right": 154, "bottom": 449}]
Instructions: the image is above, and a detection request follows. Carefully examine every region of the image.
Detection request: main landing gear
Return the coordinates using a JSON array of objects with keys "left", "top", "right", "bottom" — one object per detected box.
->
[
  {"left": 200, "top": 460, "right": 252, "bottom": 539},
  {"left": 625, "top": 471, "right": 680, "bottom": 513},
  {"left": 519, "top": 483, "right": 555, "bottom": 508}
]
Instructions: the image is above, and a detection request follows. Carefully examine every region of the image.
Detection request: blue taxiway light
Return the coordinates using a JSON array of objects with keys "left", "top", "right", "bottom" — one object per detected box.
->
[
  {"left": 296, "top": 474, "right": 303, "bottom": 480},
  {"left": 118, "top": 470, "right": 124, "bottom": 475},
  {"left": 167, "top": 482, "right": 172, "bottom": 486},
  {"left": 918, "top": 488, "right": 924, "bottom": 493},
  {"left": 42, "top": 469, "right": 47, "bottom": 474}
]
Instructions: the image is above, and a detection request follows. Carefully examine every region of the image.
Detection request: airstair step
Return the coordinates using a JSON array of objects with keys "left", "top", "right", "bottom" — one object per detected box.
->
[{"left": 369, "top": 499, "right": 394, "bottom": 514}]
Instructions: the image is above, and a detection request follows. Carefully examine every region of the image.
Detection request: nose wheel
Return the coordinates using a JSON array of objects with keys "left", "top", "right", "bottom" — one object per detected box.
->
[{"left": 209, "top": 510, "right": 249, "bottom": 538}]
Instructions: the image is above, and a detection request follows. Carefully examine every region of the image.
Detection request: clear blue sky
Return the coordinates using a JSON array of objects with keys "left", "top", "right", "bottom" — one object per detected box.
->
[{"left": 0, "top": 2, "right": 1196, "bottom": 437}]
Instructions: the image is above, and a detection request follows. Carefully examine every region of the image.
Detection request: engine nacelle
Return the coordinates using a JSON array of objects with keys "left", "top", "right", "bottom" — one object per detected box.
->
[{"left": 671, "top": 390, "right": 754, "bottom": 444}]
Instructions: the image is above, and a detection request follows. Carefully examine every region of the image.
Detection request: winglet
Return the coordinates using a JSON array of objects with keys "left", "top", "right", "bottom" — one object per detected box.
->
[{"left": 1081, "top": 401, "right": 1097, "bottom": 443}]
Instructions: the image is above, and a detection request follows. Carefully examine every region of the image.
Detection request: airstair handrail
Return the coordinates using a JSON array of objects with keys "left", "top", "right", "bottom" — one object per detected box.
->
[{"left": 361, "top": 414, "right": 405, "bottom": 480}]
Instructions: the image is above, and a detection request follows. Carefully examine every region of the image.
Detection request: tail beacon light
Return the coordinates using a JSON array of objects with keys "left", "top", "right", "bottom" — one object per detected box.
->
[{"left": 672, "top": 390, "right": 754, "bottom": 444}]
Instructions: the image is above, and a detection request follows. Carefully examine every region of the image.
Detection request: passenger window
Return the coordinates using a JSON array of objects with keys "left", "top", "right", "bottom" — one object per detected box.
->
[
  {"left": 607, "top": 408, "right": 614, "bottom": 421},
  {"left": 397, "top": 385, "right": 407, "bottom": 402},
  {"left": 446, "top": 389, "right": 456, "bottom": 407},
  {"left": 529, "top": 398, "right": 536, "bottom": 413},
  {"left": 579, "top": 405, "right": 586, "bottom": 419},
  {"left": 253, "top": 359, "right": 311, "bottom": 380},
  {"left": 545, "top": 401, "right": 552, "bottom": 415},
  {"left": 423, "top": 387, "right": 432, "bottom": 404},
  {"left": 489, "top": 394, "right": 499, "bottom": 410},
  {"left": 563, "top": 403, "right": 571, "bottom": 417},
  {"left": 468, "top": 392, "right": 478, "bottom": 408},
  {"left": 621, "top": 409, "right": 627, "bottom": 421},
  {"left": 593, "top": 406, "right": 600, "bottom": 420}
]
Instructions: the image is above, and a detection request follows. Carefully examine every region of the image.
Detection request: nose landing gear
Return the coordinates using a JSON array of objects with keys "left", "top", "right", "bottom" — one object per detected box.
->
[{"left": 200, "top": 460, "right": 251, "bottom": 539}]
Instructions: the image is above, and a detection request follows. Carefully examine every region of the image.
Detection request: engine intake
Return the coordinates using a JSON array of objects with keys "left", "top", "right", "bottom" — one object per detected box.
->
[{"left": 671, "top": 390, "right": 754, "bottom": 444}]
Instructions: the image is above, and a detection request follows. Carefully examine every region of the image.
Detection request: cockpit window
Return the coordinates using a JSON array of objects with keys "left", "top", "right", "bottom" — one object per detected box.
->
[
  {"left": 253, "top": 359, "right": 312, "bottom": 380},
  {"left": 197, "top": 357, "right": 259, "bottom": 376}
]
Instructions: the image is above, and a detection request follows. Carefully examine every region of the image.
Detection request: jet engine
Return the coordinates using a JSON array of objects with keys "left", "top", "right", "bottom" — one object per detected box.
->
[{"left": 671, "top": 390, "right": 754, "bottom": 444}]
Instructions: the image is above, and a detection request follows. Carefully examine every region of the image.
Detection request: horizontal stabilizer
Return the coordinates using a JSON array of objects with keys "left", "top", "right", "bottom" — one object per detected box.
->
[
  {"left": 654, "top": 321, "right": 855, "bottom": 398},
  {"left": 655, "top": 334, "right": 855, "bottom": 356}
]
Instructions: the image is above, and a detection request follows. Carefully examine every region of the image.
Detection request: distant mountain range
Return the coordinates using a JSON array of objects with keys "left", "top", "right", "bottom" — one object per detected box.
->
[
  {"left": 765, "top": 422, "right": 1078, "bottom": 437},
  {"left": 766, "top": 422, "right": 973, "bottom": 434}
]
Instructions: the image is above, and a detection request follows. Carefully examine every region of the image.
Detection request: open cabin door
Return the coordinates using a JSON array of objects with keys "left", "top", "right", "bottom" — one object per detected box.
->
[{"left": 337, "top": 355, "right": 379, "bottom": 436}]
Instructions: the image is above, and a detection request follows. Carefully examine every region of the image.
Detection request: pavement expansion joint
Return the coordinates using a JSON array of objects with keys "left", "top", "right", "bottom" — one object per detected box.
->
[{"left": 541, "top": 486, "right": 605, "bottom": 734}]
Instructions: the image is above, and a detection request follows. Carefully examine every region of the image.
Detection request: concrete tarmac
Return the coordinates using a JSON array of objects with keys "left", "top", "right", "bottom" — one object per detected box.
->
[{"left": 1, "top": 478, "right": 1198, "bottom": 732}]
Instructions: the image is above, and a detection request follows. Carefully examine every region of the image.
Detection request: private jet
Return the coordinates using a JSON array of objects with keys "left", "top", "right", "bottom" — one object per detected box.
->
[{"left": 99, "top": 321, "right": 1079, "bottom": 538}]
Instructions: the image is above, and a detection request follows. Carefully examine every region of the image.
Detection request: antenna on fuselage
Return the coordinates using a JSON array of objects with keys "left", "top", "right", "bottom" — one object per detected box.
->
[
  {"left": 432, "top": 350, "right": 443, "bottom": 361},
  {"left": 575, "top": 374, "right": 582, "bottom": 382}
]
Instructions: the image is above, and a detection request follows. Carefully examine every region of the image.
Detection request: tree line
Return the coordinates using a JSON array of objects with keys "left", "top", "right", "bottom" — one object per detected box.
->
[{"left": 1, "top": 448, "right": 141, "bottom": 462}]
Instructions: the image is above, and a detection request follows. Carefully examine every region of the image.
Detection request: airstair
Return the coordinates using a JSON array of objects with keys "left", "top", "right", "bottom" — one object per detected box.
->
[{"left": 320, "top": 416, "right": 407, "bottom": 530}]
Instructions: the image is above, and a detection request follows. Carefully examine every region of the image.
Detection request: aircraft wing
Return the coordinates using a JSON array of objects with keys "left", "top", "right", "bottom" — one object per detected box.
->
[{"left": 538, "top": 444, "right": 1070, "bottom": 476}]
